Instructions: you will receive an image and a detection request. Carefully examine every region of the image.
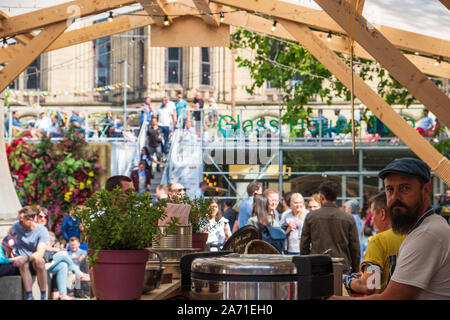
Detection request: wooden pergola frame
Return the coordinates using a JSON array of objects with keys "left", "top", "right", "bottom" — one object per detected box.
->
[{"left": 0, "top": 0, "right": 449, "bottom": 186}]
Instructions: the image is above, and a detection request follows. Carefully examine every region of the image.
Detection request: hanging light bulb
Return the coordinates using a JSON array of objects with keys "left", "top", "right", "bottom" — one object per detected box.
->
[
  {"left": 108, "top": 11, "right": 113, "bottom": 22},
  {"left": 164, "top": 15, "right": 169, "bottom": 26},
  {"left": 271, "top": 20, "right": 277, "bottom": 32},
  {"left": 327, "top": 31, "right": 332, "bottom": 42},
  {"left": 435, "top": 56, "right": 442, "bottom": 66},
  {"left": 219, "top": 11, "right": 224, "bottom": 23},
  {"left": 2, "top": 39, "right": 8, "bottom": 48}
]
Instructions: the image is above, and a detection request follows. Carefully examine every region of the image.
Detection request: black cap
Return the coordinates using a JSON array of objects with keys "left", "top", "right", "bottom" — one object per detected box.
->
[
  {"left": 378, "top": 157, "right": 430, "bottom": 182},
  {"left": 2, "top": 235, "right": 17, "bottom": 250}
]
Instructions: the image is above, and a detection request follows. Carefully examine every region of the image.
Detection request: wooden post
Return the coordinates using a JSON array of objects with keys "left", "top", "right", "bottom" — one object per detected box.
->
[{"left": 280, "top": 19, "right": 450, "bottom": 186}]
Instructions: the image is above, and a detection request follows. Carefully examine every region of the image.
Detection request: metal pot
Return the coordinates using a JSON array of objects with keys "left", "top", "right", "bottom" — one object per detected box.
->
[
  {"left": 187, "top": 253, "right": 334, "bottom": 300},
  {"left": 142, "top": 249, "right": 164, "bottom": 293}
]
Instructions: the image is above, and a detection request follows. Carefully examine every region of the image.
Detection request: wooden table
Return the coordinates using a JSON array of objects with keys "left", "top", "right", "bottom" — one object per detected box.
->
[{"left": 140, "top": 280, "right": 183, "bottom": 300}]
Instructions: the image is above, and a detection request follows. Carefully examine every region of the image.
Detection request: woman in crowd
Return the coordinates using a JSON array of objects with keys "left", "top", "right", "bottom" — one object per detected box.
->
[
  {"left": 307, "top": 193, "right": 321, "bottom": 212},
  {"left": 280, "top": 193, "right": 308, "bottom": 255},
  {"left": 247, "top": 194, "right": 280, "bottom": 230},
  {"left": 206, "top": 200, "right": 231, "bottom": 251}
]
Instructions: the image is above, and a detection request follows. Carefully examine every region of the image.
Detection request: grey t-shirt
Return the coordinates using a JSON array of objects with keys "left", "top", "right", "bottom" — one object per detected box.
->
[
  {"left": 11, "top": 222, "right": 50, "bottom": 257},
  {"left": 391, "top": 214, "right": 450, "bottom": 299}
]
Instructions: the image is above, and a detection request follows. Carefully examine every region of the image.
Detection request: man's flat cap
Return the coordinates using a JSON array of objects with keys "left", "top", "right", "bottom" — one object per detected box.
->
[{"left": 378, "top": 157, "right": 430, "bottom": 182}]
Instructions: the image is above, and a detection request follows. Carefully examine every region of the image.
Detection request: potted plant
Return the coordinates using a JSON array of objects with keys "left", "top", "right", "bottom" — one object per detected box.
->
[
  {"left": 184, "top": 196, "right": 213, "bottom": 251},
  {"left": 75, "top": 188, "right": 177, "bottom": 300}
]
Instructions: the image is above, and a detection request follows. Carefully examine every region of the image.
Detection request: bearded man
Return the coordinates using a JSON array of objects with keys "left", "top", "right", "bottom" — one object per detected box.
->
[{"left": 331, "top": 157, "right": 450, "bottom": 300}]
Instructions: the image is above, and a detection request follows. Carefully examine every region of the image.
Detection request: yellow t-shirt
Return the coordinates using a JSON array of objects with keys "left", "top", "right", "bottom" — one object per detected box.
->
[{"left": 360, "top": 229, "right": 406, "bottom": 294}]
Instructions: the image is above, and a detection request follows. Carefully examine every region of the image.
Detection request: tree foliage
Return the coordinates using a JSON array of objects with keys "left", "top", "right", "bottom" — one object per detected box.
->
[{"left": 230, "top": 29, "right": 421, "bottom": 126}]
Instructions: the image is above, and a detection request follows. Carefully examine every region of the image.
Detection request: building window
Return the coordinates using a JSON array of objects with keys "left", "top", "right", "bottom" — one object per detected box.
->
[
  {"left": 25, "top": 58, "right": 40, "bottom": 89},
  {"left": 200, "top": 47, "right": 213, "bottom": 86},
  {"left": 94, "top": 36, "right": 110, "bottom": 88},
  {"left": 166, "top": 47, "right": 183, "bottom": 84}
]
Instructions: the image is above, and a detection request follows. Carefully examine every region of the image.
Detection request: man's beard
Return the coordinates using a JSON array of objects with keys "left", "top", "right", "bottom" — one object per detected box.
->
[{"left": 388, "top": 198, "right": 424, "bottom": 235}]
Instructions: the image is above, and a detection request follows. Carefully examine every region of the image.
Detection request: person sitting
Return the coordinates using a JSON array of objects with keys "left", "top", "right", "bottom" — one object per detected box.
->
[
  {"left": 6, "top": 111, "right": 23, "bottom": 137},
  {"left": 342, "top": 191, "right": 406, "bottom": 297},
  {"left": 35, "top": 112, "right": 52, "bottom": 137},
  {"left": 206, "top": 200, "right": 231, "bottom": 251},
  {"left": 0, "top": 235, "right": 20, "bottom": 277},
  {"left": 44, "top": 233, "right": 90, "bottom": 300},
  {"left": 111, "top": 116, "right": 123, "bottom": 138},
  {"left": 70, "top": 111, "right": 85, "bottom": 132},
  {"left": 10, "top": 206, "right": 50, "bottom": 300},
  {"left": 130, "top": 161, "right": 151, "bottom": 195},
  {"left": 415, "top": 109, "right": 434, "bottom": 137}
]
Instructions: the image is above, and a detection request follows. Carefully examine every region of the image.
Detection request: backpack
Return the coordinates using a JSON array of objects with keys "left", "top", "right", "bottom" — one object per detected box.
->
[{"left": 261, "top": 225, "right": 286, "bottom": 254}]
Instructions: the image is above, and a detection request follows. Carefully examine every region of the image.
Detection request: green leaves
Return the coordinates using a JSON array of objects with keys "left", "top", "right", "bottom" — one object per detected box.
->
[
  {"left": 230, "top": 29, "right": 424, "bottom": 128},
  {"left": 75, "top": 188, "right": 179, "bottom": 266}
]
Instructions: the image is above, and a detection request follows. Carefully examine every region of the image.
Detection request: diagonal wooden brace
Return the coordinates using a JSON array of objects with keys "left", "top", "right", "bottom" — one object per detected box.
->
[
  {"left": 314, "top": 0, "right": 450, "bottom": 131},
  {"left": 0, "top": 20, "right": 68, "bottom": 93}
]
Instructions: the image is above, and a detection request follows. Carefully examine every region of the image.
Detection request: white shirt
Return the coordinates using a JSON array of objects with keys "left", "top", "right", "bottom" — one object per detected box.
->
[
  {"left": 206, "top": 217, "right": 230, "bottom": 246},
  {"left": 36, "top": 116, "right": 52, "bottom": 131},
  {"left": 391, "top": 213, "right": 450, "bottom": 299},
  {"left": 157, "top": 103, "right": 174, "bottom": 127}
]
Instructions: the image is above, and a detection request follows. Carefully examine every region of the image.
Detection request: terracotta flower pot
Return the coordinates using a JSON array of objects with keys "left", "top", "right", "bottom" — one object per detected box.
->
[
  {"left": 192, "top": 232, "right": 209, "bottom": 251},
  {"left": 90, "top": 249, "right": 149, "bottom": 300}
]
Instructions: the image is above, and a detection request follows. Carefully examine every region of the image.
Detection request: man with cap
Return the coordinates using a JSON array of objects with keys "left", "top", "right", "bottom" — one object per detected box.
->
[
  {"left": 0, "top": 235, "right": 20, "bottom": 276},
  {"left": 332, "top": 157, "right": 450, "bottom": 299}
]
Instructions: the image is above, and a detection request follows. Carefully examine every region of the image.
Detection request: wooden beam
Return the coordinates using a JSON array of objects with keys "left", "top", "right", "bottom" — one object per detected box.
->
[
  {"left": 0, "top": 21, "right": 68, "bottom": 93},
  {"left": 312, "top": 30, "right": 450, "bottom": 79},
  {"left": 139, "top": 0, "right": 173, "bottom": 27},
  {"left": 0, "top": 12, "right": 153, "bottom": 64},
  {"left": 0, "top": 0, "right": 136, "bottom": 39},
  {"left": 314, "top": 0, "right": 450, "bottom": 129},
  {"left": 439, "top": 0, "right": 450, "bottom": 11},
  {"left": 192, "top": 0, "right": 221, "bottom": 27},
  {"left": 211, "top": 0, "right": 450, "bottom": 59},
  {"left": 356, "top": 0, "right": 365, "bottom": 15},
  {"left": 222, "top": 11, "right": 450, "bottom": 79},
  {"left": 0, "top": 5, "right": 447, "bottom": 79},
  {"left": 279, "top": 19, "right": 450, "bottom": 186},
  {"left": 0, "top": 11, "right": 36, "bottom": 45}
]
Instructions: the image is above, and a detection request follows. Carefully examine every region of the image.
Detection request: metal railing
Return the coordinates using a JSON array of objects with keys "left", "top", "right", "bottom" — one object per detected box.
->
[{"left": 3, "top": 106, "right": 146, "bottom": 143}]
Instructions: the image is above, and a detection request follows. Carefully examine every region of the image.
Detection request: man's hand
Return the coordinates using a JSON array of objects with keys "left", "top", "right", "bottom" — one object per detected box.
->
[{"left": 13, "top": 255, "right": 29, "bottom": 267}]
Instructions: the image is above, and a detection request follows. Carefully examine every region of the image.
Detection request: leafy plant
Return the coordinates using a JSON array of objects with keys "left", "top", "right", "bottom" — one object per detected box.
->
[
  {"left": 6, "top": 127, "right": 103, "bottom": 235},
  {"left": 230, "top": 29, "right": 426, "bottom": 132},
  {"left": 166, "top": 194, "right": 213, "bottom": 233},
  {"left": 74, "top": 188, "right": 178, "bottom": 266}
]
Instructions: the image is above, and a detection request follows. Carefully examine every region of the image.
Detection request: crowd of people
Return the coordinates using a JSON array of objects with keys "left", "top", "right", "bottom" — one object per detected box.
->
[
  {"left": 4, "top": 109, "right": 136, "bottom": 141},
  {"left": 0, "top": 206, "right": 90, "bottom": 300},
  {"left": 2, "top": 156, "right": 449, "bottom": 300},
  {"left": 199, "top": 157, "right": 450, "bottom": 300}
]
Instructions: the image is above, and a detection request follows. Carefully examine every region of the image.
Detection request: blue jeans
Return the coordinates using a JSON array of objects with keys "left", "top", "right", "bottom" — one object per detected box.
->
[
  {"left": 47, "top": 251, "right": 80, "bottom": 295},
  {"left": 160, "top": 126, "right": 170, "bottom": 154}
]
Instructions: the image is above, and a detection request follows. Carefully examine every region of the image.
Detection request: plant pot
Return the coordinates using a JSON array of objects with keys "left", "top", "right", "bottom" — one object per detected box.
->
[
  {"left": 90, "top": 249, "right": 149, "bottom": 300},
  {"left": 192, "top": 232, "right": 209, "bottom": 252}
]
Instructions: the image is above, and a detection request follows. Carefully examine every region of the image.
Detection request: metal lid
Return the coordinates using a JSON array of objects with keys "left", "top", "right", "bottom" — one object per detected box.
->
[{"left": 191, "top": 254, "right": 297, "bottom": 275}]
